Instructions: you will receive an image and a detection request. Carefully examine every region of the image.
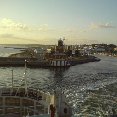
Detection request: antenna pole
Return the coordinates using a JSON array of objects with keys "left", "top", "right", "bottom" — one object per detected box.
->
[
  {"left": 12, "top": 69, "right": 14, "bottom": 89},
  {"left": 25, "top": 60, "right": 27, "bottom": 95}
]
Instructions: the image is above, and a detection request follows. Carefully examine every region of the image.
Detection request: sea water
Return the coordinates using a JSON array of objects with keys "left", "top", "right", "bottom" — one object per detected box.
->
[{"left": 0, "top": 45, "right": 117, "bottom": 117}]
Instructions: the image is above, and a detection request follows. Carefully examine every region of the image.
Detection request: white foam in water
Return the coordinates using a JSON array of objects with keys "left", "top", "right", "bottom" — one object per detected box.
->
[{"left": 0, "top": 48, "right": 117, "bottom": 116}]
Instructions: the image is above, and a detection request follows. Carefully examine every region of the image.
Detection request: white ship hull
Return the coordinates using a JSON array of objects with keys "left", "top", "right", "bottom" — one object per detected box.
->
[{"left": 0, "top": 87, "right": 72, "bottom": 117}]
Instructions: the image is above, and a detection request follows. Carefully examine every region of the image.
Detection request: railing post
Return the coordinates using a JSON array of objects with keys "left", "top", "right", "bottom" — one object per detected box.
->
[
  {"left": 3, "top": 97, "right": 5, "bottom": 115},
  {"left": 34, "top": 100, "right": 36, "bottom": 115},
  {"left": 20, "top": 97, "right": 22, "bottom": 117}
]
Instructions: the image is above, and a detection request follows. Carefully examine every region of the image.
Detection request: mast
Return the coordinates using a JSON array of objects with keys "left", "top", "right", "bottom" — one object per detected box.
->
[
  {"left": 24, "top": 59, "right": 28, "bottom": 95},
  {"left": 11, "top": 69, "right": 14, "bottom": 90}
]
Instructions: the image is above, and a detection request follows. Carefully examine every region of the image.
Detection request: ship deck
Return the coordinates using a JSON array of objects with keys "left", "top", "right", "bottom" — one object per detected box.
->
[{"left": 0, "top": 87, "right": 52, "bottom": 117}]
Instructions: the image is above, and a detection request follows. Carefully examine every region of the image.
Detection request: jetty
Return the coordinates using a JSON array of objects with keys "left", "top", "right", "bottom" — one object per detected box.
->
[
  {"left": 0, "top": 56, "right": 100, "bottom": 68},
  {"left": 0, "top": 39, "right": 101, "bottom": 68},
  {"left": 0, "top": 57, "right": 49, "bottom": 67}
]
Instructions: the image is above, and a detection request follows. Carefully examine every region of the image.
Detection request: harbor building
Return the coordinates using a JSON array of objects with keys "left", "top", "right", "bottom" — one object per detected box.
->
[{"left": 45, "top": 39, "right": 70, "bottom": 67}]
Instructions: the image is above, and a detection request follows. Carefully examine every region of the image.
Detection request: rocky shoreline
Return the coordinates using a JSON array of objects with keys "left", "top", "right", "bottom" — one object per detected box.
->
[{"left": 70, "top": 56, "right": 100, "bottom": 66}]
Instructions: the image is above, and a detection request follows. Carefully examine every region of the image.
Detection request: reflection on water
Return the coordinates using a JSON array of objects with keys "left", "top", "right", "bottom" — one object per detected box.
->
[{"left": 0, "top": 53, "right": 117, "bottom": 116}]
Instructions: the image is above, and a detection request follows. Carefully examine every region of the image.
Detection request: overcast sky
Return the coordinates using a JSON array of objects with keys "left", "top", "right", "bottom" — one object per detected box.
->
[{"left": 0, "top": 0, "right": 117, "bottom": 44}]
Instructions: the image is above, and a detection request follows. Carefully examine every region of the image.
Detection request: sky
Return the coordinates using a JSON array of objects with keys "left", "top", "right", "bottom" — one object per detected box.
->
[{"left": 0, "top": 0, "right": 117, "bottom": 45}]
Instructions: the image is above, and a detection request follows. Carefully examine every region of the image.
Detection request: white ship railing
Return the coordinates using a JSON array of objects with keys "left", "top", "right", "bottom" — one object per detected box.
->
[
  {"left": 0, "top": 87, "right": 52, "bottom": 102},
  {"left": 0, "top": 87, "right": 53, "bottom": 116}
]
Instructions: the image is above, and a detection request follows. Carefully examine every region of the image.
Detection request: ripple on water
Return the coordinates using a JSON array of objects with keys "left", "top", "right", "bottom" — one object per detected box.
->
[{"left": 0, "top": 55, "right": 117, "bottom": 116}]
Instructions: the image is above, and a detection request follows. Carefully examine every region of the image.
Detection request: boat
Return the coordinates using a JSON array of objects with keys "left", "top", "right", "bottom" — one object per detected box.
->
[
  {"left": 0, "top": 87, "right": 72, "bottom": 117},
  {"left": 0, "top": 61, "right": 72, "bottom": 117}
]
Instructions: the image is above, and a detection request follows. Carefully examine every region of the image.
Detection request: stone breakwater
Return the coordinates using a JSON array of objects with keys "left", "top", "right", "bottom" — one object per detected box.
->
[
  {"left": 0, "top": 56, "right": 100, "bottom": 67},
  {"left": 0, "top": 57, "right": 48, "bottom": 67},
  {"left": 70, "top": 56, "right": 100, "bottom": 66}
]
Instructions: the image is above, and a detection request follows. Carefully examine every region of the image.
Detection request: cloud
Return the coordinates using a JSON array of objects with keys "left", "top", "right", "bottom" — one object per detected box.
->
[
  {"left": 37, "top": 24, "right": 56, "bottom": 32},
  {"left": 90, "top": 23, "right": 116, "bottom": 29},
  {"left": 0, "top": 18, "right": 53, "bottom": 33},
  {"left": 0, "top": 33, "right": 13, "bottom": 38},
  {"left": 75, "top": 38, "right": 99, "bottom": 44},
  {"left": 0, "top": 33, "right": 39, "bottom": 43},
  {"left": 38, "top": 24, "right": 49, "bottom": 31},
  {"left": 0, "top": 18, "right": 30, "bottom": 31}
]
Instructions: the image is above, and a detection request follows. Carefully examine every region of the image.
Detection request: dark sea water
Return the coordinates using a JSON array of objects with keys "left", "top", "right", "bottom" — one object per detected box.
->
[{"left": 0, "top": 45, "right": 117, "bottom": 117}]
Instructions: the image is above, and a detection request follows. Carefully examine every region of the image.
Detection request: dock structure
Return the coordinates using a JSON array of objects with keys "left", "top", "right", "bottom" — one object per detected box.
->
[
  {"left": 0, "top": 56, "right": 100, "bottom": 68},
  {"left": 0, "top": 56, "right": 70, "bottom": 68},
  {"left": 0, "top": 39, "right": 100, "bottom": 68},
  {"left": 45, "top": 39, "right": 71, "bottom": 67},
  {"left": 0, "top": 57, "right": 49, "bottom": 67}
]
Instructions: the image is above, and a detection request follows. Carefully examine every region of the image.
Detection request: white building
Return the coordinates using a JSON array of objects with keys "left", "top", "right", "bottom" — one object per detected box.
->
[
  {"left": 34, "top": 48, "right": 46, "bottom": 59},
  {"left": 95, "top": 47, "right": 105, "bottom": 53}
]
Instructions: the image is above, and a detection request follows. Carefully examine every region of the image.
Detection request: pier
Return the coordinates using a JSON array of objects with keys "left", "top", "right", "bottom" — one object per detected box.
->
[
  {"left": 0, "top": 56, "right": 100, "bottom": 68},
  {"left": 0, "top": 57, "right": 49, "bottom": 67}
]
